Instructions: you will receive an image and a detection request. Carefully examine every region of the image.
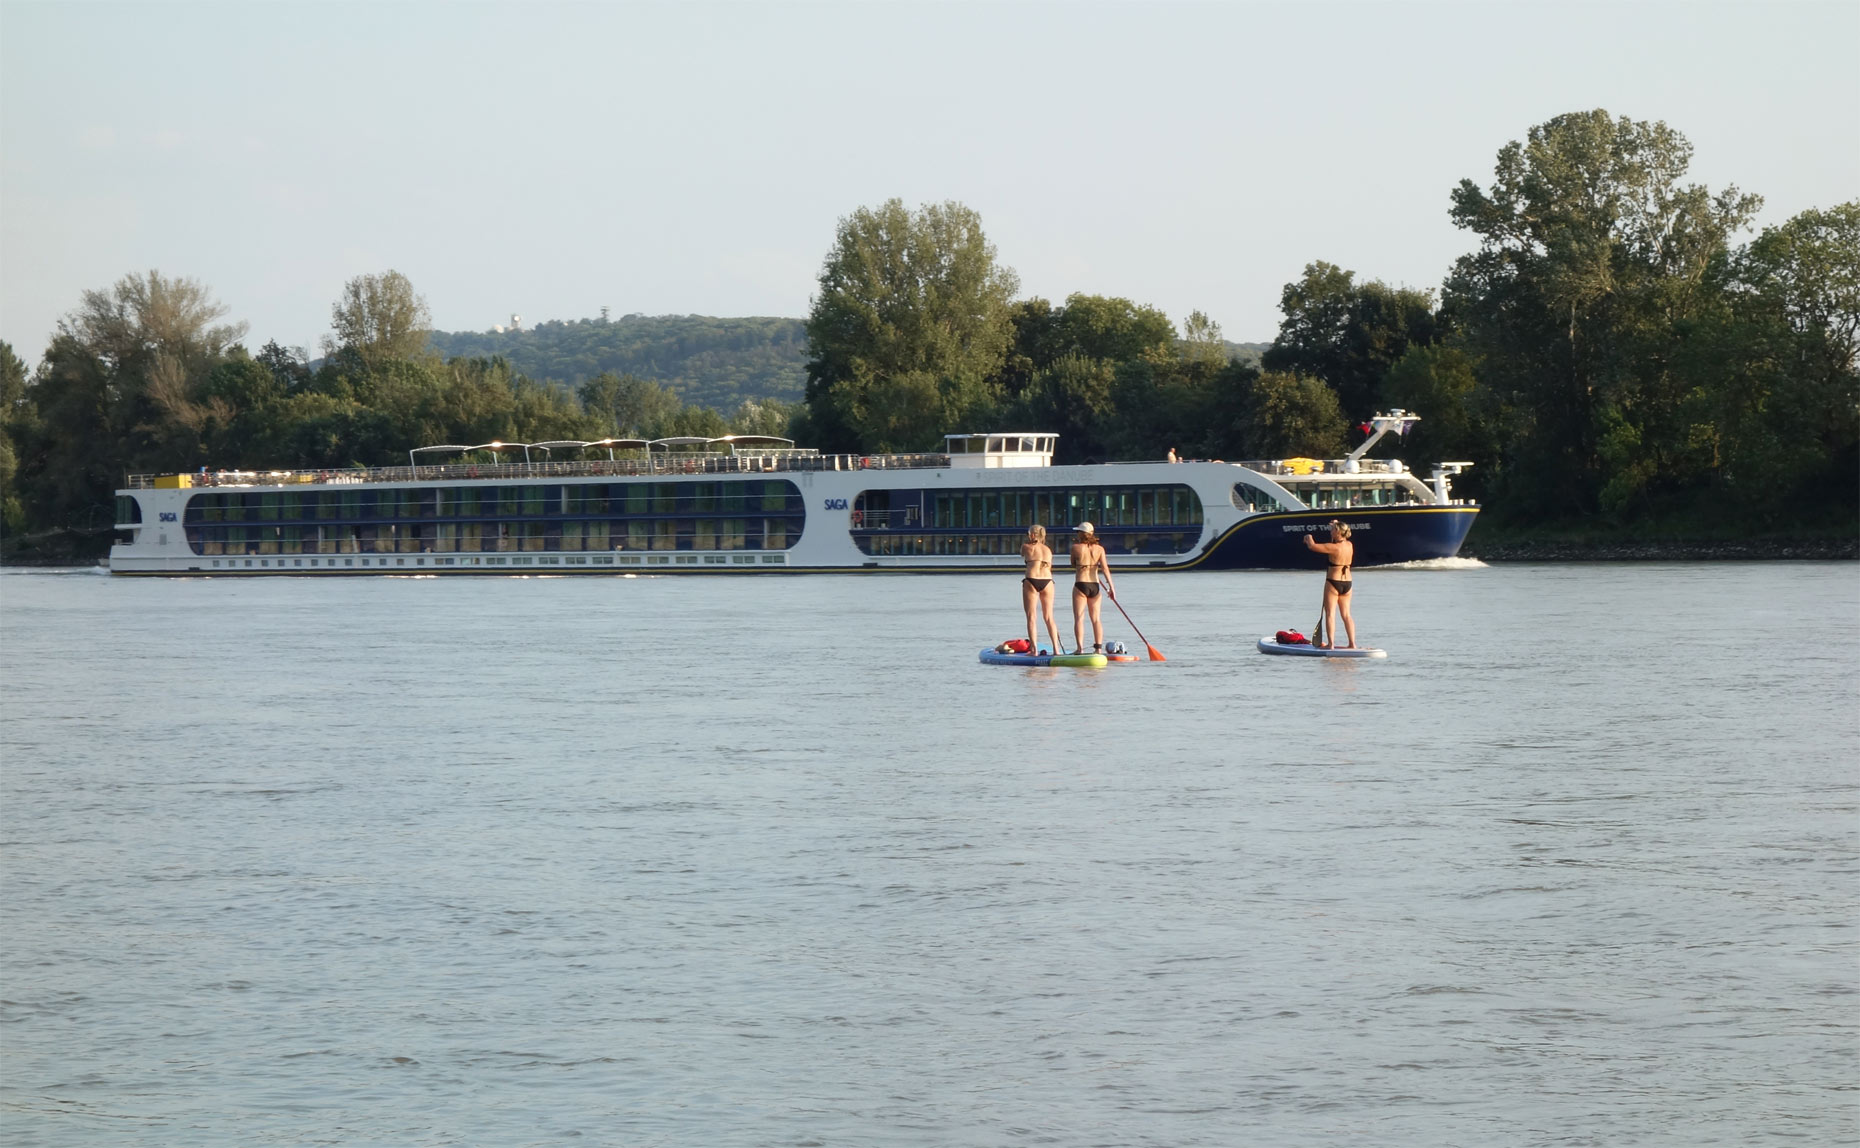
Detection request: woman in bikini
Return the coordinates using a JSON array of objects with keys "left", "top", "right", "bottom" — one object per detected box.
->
[
  {"left": 1020, "top": 524, "right": 1061, "bottom": 655},
  {"left": 1303, "top": 519, "right": 1357, "bottom": 649},
  {"left": 1069, "top": 521, "right": 1115, "bottom": 654}
]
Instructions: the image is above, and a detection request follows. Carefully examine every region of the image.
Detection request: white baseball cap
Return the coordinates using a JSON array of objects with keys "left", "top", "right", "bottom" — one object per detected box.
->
[{"left": 1076, "top": 521, "right": 1096, "bottom": 535}]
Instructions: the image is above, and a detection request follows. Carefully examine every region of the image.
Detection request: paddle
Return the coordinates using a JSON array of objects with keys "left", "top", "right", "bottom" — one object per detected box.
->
[{"left": 1108, "top": 589, "right": 1166, "bottom": 661}]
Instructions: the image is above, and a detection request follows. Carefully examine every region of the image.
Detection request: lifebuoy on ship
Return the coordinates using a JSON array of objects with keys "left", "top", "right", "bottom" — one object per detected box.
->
[{"left": 851, "top": 509, "right": 863, "bottom": 527}]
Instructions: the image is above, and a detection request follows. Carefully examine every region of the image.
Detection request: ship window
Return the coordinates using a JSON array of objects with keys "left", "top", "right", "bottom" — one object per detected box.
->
[
  {"left": 116, "top": 496, "right": 143, "bottom": 525},
  {"left": 1232, "top": 484, "right": 1286, "bottom": 513}
]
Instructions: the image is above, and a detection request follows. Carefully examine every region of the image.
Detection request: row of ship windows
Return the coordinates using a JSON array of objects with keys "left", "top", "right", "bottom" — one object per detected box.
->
[
  {"left": 129, "top": 482, "right": 1420, "bottom": 533},
  {"left": 857, "top": 530, "right": 1201, "bottom": 557},
  {"left": 183, "top": 481, "right": 803, "bottom": 522},
  {"left": 203, "top": 554, "right": 792, "bottom": 569},
  {"left": 920, "top": 487, "right": 1204, "bottom": 529},
  {"left": 188, "top": 518, "right": 798, "bottom": 555}
]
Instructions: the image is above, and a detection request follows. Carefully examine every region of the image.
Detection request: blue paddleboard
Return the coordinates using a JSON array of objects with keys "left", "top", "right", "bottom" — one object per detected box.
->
[
  {"left": 979, "top": 649, "right": 1109, "bottom": 667},
  {"left": 1256, "top": 637, "right": 1386, "bottom": 658}
]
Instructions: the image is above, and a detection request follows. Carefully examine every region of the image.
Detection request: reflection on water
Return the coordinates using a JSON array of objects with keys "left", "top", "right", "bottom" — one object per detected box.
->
[{"left": 1, "top": 562, "right": 1855, "bottom": 1146}]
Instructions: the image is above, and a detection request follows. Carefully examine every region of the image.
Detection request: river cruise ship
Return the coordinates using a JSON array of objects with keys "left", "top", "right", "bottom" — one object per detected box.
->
[{"left": 109, "top": 412, "right": 1476, "bottom": 576}]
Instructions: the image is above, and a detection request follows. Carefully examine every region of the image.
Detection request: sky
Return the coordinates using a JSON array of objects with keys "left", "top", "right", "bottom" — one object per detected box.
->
[{"left": 2, "top": 0, "right": 1856, "bottom": 360}]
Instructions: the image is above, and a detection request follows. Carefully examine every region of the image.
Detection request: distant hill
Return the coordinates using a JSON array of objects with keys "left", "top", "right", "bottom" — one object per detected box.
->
[
  {"left": 429, "top": 314, "right": 808, "bottom": 412},
  {"left": 428, "top": 316, "right": 1272, "bottom": 413},
  {"left": 1225, "top": 340, "right": 1269, "bottom": 367}
]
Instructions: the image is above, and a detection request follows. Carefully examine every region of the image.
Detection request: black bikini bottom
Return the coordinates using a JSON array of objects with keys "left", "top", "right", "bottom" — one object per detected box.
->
[
  {"left": 1074, "top": 583, "right": 1102, "bottom": 600},
  {"left": 1022, "top": 577, "right": 1052, "bottom": 592},
  {"left": 1327, "top": 578, "right": 1353, "bottom": 595}
]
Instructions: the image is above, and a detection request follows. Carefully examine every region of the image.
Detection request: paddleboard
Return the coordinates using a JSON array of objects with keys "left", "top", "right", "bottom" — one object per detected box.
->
[
  {"left": 979, "top": 649, "right": 1109, "bottom": 667},
  {"left": 1256, "top": 638, "right": 1386, "bottom": 658}
]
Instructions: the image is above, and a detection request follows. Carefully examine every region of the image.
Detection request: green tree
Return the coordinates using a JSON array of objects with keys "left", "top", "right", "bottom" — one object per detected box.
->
[
  {"left": 0, "top": 340, "right": 31, "bottom": 533},
  {"left": 1024, "top": 354, "right": 1118, "bottom": 461},
  {"left": 1380, "top": 345, "right": 1501, "bottom": 496},
  {"left": 1051, "top": 294, "right": 1175, "bottom": 364},
  {"left": 1446, "top": 109, "right": 1762, "bottom": 517},
  {"left": 1262, "top": 261, "right": 1438, "bottom": 420},
  {"left": 1736, "top": 201, "right": 1858, "bottom": 393},
  {"left": 1672, "top": 201, "right": 1860, "bottom": 513},
  {"left": 805, "top": 199, "right": 1019, "bottom": 451},
  {"left": 578, "top": 371, "right": 680, "bottom": 437},
  {"left": 324, "top": 270, "right": 431, "bottom": 368},
  {"left": 17, "top": 271, "right": 245, "bottom": 538},
  {"left": 1240, "top": 372, "right": 1346, "bottom": 458},
  {"left": 730, "top": 397, "right": 799, "bottom": 439}
]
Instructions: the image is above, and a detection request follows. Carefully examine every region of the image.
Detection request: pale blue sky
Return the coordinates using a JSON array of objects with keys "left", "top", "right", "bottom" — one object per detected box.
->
[{"left": 3, "top": 0, "right": 1855, "bottom": 360}]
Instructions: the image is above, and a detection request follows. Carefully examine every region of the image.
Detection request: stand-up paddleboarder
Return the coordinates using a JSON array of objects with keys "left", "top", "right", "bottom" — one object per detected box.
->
[
  {"left": 1020, "top": 524, "right": 1061, "bottom": 655},
  {"left": 1303, "top": 520, "right": 1357, "bottom": 649},
  {"left": 1070, "top": 521, "right": 1115, "bottom": 654}
]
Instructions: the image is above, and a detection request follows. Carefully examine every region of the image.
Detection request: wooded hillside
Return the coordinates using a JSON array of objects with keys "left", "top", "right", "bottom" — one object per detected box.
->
[{"left": 428, "top": 315, "right": 807, "bottom": 412}]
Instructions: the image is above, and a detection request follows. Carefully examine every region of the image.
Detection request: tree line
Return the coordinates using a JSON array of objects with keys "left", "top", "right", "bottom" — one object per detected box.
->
[
  {"left": 799, "top": 112, "right": 1855, "bottom": 534},
  {"left": 0, "top": 271, "right": 797, "bottom": 560},
  {"left": 2, "top": 107, "right": 1853, "bottom": 561}
]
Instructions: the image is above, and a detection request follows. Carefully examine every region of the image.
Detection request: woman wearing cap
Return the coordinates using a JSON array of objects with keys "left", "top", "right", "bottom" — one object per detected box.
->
[
  {"left": 1069, "top": 521, "right": 1115, "bottom": 654},
  {"left": 1019, "top": 524, "right": 1061, "bottom": 655},
  {"left": 1303, "top": 519, "right": 1357, "bottom": 649}
]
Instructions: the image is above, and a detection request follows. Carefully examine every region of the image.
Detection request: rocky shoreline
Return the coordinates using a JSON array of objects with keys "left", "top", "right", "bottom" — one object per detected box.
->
[{"left": 1461, "top": 538, "right": 1858, "bottom": 562}]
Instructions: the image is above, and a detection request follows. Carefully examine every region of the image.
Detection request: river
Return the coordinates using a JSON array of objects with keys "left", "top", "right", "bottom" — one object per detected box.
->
[{"left": 2, "top": 561, "right": 1854, "bottom": 1146}]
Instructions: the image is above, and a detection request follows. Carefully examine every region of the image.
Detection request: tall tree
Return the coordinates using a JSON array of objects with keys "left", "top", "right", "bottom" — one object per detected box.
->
[
  {"left": 19, "top": 271, "right": 245, "bottom": 535},
  {"left": 805, "top": 199, "right": 1020, "bottom": 452},
  {"left": 578, "top": 371, "right": 679, "bottom": 437},
  {"left": 325, "top": 270, "right": 432, "bottom": 368},
  {"left": 1262, "top": 261, "right": 1438, "bottom": 420},
  {"left": 1241, "top": 372, "right": 1347, "bottom": 458},
  {"left": 1445, "top": 109, "right": 1761, "bottom": 517},
  {"left": 1051, "top": 293, "right": 1175, "bottom": 364},
  {"left": 0, "top": 340, "right": 30, "bottom": 533}
]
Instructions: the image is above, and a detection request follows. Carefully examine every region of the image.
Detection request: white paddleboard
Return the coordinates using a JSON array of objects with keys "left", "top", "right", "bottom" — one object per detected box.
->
[{"left": 1257, "top": 637, "right": 1386, "bottom": 658}]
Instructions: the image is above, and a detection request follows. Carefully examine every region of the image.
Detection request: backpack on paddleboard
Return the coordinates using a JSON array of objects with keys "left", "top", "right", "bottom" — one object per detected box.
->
[
  {"left": 995, "top": 638, "right": 1033, "bottom": 654},
  {"left": 1275, "top": 629, "right": 1310, "bottom": 645}
]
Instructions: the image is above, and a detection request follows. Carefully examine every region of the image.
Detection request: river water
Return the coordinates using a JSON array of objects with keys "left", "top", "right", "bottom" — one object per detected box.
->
[{"left": 1, "top": 561, "right": 1855, "bottom": 1146}]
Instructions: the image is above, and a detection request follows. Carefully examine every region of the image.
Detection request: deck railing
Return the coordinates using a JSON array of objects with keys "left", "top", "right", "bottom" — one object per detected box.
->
[{"left": 125, "top": 451, "right": 954, "bottom": 490}]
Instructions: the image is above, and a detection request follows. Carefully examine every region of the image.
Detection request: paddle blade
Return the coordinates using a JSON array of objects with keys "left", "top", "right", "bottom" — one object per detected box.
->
[{"left": 1145, "top": 644, "right": 1166, "bottom": 662}]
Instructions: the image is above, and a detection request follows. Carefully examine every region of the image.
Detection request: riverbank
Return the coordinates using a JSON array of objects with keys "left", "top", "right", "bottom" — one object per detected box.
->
[{"left": 1461, "top": 537, "right": 1857, "bottom": 561}]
